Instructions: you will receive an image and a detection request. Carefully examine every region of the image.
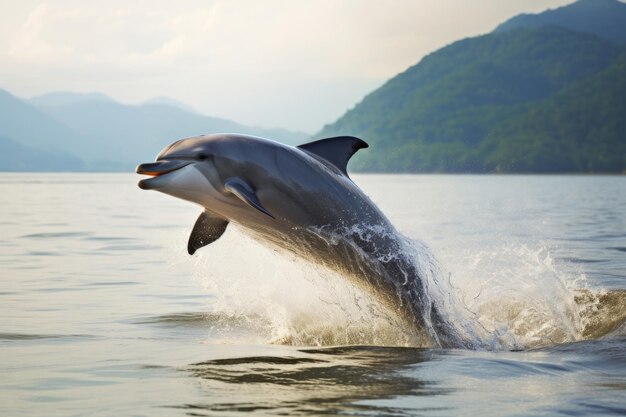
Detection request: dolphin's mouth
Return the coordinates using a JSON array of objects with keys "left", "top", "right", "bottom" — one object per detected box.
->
[{"left": 136, "top": 159, "right": 193, "bottom": 190}]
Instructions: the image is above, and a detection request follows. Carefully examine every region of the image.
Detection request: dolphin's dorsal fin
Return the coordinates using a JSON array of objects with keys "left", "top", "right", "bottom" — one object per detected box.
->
[
  {"left": 297, "top": 136, "right": 368, "bottom": 176},
  {"left": 224, "top": 177, "right": 275, "bottom": 219},
  {"left": 188, "top": 211, "right": 229, "bottom": 255}
]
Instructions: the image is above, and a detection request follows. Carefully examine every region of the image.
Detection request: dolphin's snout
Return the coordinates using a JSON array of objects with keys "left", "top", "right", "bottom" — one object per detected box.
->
[
  {"left": 136, "top": 159, "right": 194, "bottom": 190},
  {"left": 136, "top": 159, "right": 193, "bottom": 176}
]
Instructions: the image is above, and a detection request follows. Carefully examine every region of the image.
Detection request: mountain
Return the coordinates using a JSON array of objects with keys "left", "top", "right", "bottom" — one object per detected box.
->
[
  {"left": 32, "top": 99, "right": 309, "bottom": 170},
  {"left": 30, "top": 91, "right": 114, "bottom": 107},
  {"left": 317, "top": 1, "right": 626, "bottom": 173},
  {"left": 478, "top": 52, "right": 626, "bottom": 172},
  {"left": 0, "top": 137, "right": 84, "bottom": 171},
  {"left": 0, "top": 89, "right": 91, "bottom": 163},
  {"left": 0, "top": 88, "right": 309, "bottom": 172},
  {"left": 495, "top": 0, "right": 626, "bottom": 43}
]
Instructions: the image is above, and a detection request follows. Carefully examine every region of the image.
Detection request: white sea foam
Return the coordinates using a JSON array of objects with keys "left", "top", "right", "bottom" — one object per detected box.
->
[
  {"left": 445, "top": 243, "right": 591, "bottom": 349},
  {"left": 192, "top": 224, "right": 607, "bottom": 350}
]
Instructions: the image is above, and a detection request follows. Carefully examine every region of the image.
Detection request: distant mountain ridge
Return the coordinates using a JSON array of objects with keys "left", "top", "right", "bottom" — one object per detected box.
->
[
  {"left": 0, "top": 136, "right": 84, "bottom": 171},
  {"left": 0, "top": 89, "right": 92, "bottom": 166},
  {"left": 317, "top": 0, "right": 626, "bottom": 173},
  {"left": 30, "top": 91, "right": 114, "bottom": 107},
  {"left": 0, "top": 89, "right": 309, "bottom": 172},
  {"left": 495, "top": 0, "right": 626, "bottom": 43}
]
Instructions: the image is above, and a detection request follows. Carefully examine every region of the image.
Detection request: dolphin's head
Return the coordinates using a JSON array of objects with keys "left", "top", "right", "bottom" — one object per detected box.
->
[
  {"left": 136, "top": 133, "right": 278, "bottom": 218},
  {"left": 136, "top": 135, "right": 225, "bottom": 207},
  {"left": 137, "top": 133, "right": 280, "bottom": 254}
]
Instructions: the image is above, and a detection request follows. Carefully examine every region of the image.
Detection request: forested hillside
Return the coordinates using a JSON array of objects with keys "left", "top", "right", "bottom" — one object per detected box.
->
[{"left": 318, "top": 0, "right": 626, "bottom": 173}]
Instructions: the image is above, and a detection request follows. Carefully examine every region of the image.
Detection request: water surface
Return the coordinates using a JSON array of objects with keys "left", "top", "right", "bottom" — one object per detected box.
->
[{"left": 1, "top": 173, "right": 625, "bottom": 416}]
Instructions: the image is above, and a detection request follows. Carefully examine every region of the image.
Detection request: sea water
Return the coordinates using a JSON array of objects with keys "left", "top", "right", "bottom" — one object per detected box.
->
[{"left": 1, "top": 173, "right": 625, "bottom": 416}]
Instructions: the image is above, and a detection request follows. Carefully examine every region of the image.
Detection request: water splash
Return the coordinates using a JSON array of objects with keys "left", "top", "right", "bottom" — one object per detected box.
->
[
  {"left": 190, "top": 226, "right": 624, "bottom": 350},
  {"left": 192, "top": 225, "right": 421, "bottom": 346},
  {"left": 442, "top": 241, "right": 626, "bottom": 348}
]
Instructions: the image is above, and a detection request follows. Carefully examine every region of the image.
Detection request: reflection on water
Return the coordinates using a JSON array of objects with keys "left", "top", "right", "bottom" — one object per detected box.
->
[
  {"left": 180, "top": 347, "right": 439, "bottom": 416},
  {"left": 175, "top": 342, "right": 626, "bottom": 417},
  {"left": 0, "top": 173, "right": 625, "bottom": 416}
]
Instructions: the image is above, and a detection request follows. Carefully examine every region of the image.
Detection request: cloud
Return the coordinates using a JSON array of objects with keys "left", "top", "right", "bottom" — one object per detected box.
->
[{"left": 9, "top": 3, "right": 178, "bottom": 66}]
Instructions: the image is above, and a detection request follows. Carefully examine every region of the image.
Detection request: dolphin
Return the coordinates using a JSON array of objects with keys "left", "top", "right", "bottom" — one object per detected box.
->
[{"left": 136, "top": 133, "right": 474, "bottom": 348}]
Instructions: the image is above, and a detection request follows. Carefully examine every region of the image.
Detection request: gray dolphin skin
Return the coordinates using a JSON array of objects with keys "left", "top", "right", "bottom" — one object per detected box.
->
[{"left": 136, "top": 133, "right": 470, "bottom": 348}]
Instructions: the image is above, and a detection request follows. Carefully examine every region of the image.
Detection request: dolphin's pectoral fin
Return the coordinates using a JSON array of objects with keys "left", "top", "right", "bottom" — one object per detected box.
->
[
  {"left": 224, "top": 177, "right": 275, "bottom": 219},
  {"left": 297, "top": 136, "right": 368, "bottom": 176},
  {"left": 188, "top": 211, "right": 229, "bottom": 255}
]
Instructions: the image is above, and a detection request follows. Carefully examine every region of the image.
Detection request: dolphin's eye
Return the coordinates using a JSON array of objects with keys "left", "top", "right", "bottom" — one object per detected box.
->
[{"left": 197, "top": 153, "right": 208, "bottom": 160}]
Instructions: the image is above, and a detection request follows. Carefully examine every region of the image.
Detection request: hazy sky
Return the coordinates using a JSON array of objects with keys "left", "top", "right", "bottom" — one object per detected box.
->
[{"left": 1, "top": 0, "right": 574, "bottom": 132}]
